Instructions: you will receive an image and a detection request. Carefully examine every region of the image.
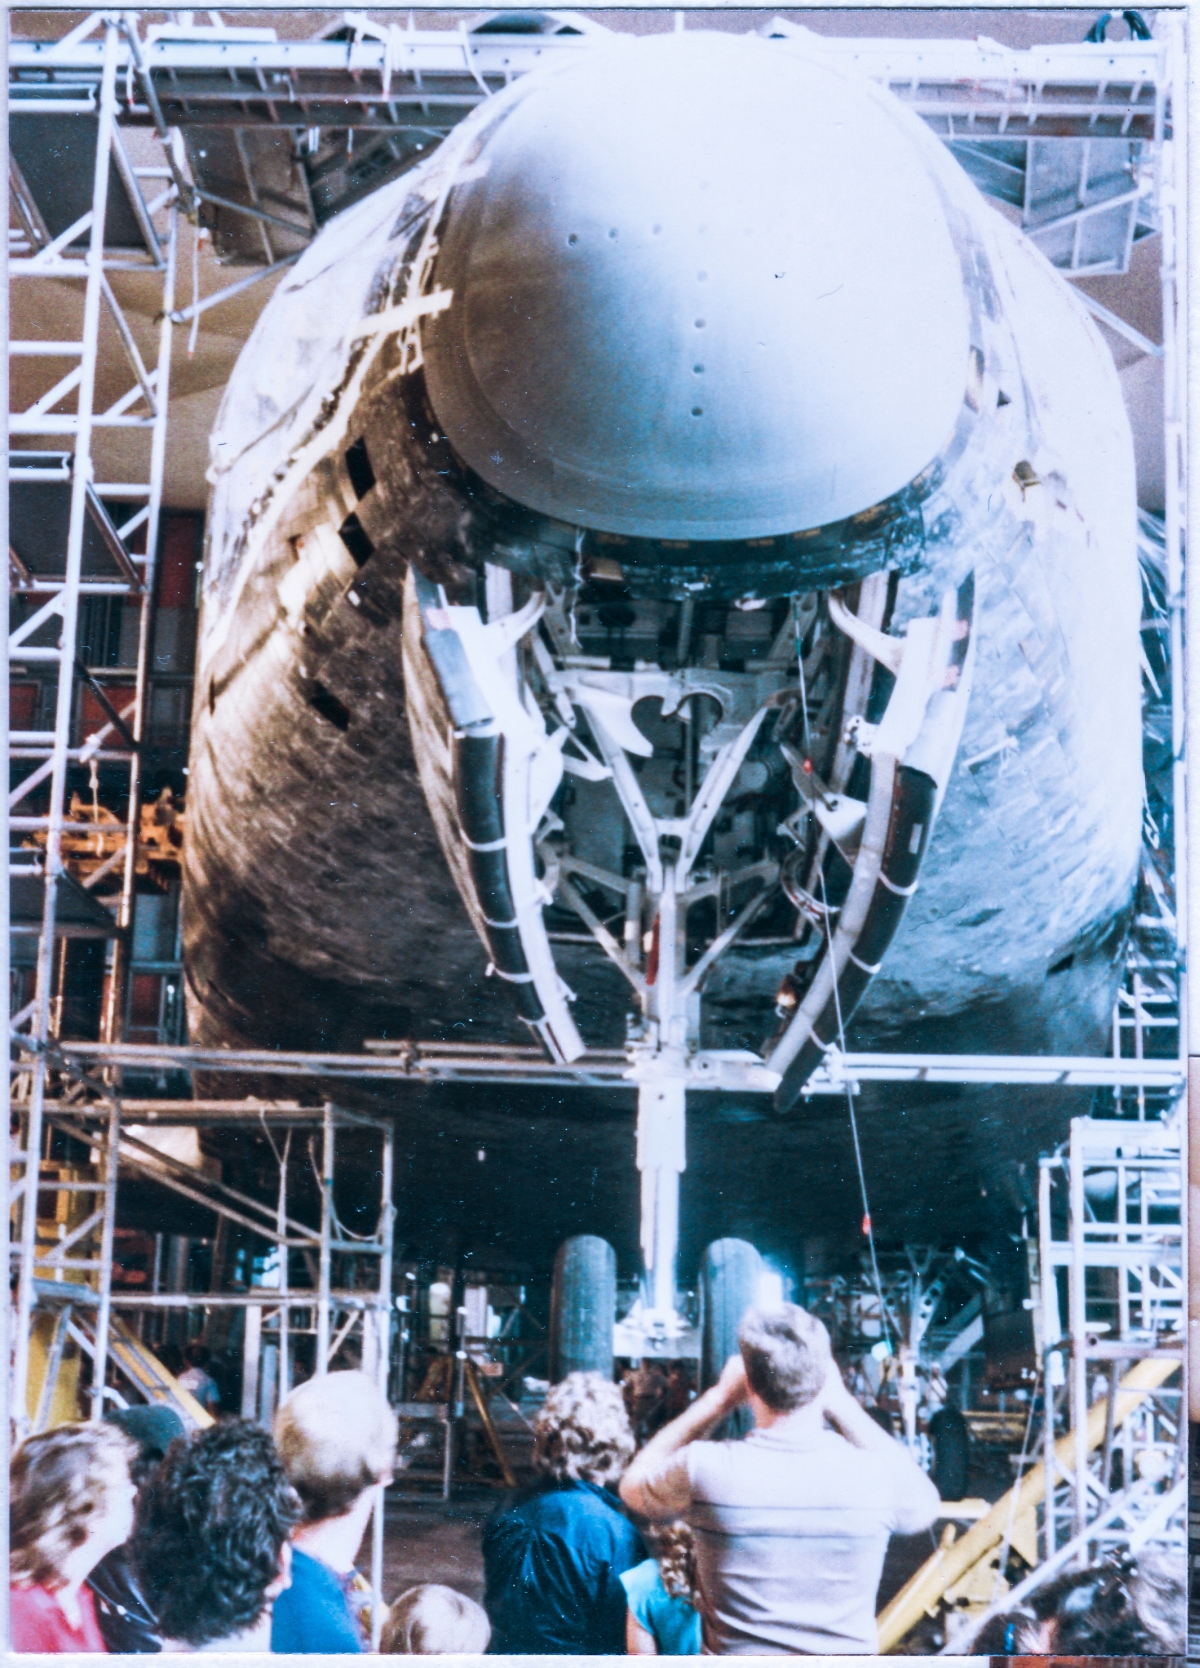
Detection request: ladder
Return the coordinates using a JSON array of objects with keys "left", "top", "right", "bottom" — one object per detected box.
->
[{"left": 30, "top": 1279, "right": 212, "bottom": 1432}]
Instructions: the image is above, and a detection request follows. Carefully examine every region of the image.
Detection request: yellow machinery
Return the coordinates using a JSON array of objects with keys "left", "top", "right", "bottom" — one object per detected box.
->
[
  {"left": 876, "top": 1356, "right": 1180, "bottom": 1651},
  {"left": 17, "top": 1159, "right": 211, "bottom": 1432},
  {"left": 23, "top": 1162, "right": 93, "bottom": 1426}
]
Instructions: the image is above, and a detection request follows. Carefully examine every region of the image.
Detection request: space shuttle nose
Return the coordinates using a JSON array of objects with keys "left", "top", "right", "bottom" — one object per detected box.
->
[{"left": 422, "top": 31, "right": 973, "bottom": 544}]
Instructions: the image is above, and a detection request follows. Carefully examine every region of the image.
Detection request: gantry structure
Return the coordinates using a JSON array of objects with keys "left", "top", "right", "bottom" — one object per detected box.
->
[{"left": 4, "top": 9, "right": 1186, "bottom": 1651}]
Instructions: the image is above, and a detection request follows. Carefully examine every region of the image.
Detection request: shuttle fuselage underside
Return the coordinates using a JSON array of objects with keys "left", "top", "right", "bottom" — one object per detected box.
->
[{"left": 182, "top": 33, "right": 1142, "bottom": 1316}]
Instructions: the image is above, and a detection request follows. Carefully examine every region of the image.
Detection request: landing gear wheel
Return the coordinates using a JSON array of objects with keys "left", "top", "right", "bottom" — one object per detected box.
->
[
  {"left": 549, "top": 1235, "right": 617, "bottom": 1382},
  {"left": 928, "top": 1403, "right": 970, "bottom": 1502},
  {"left": 699, "top": 1238, "right": 764, "bottom": 1439}
]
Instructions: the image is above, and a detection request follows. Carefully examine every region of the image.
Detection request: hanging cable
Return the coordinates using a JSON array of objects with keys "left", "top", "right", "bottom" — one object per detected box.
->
[
  {"left": 793, "top": 591, "right": 889, "bottom": 1340},
  {"left": 305, "top": 1131, "right": 381, "bottom": 1242},
  {"left": 258, "top": 1106, "right": 283, "bottom": 1167},
  {"left": 991, "top": 1365, "right": 1042, "bottom": 1606},
  {"left": 815, "top": 858, "right": 890, "bottom": 1342}
]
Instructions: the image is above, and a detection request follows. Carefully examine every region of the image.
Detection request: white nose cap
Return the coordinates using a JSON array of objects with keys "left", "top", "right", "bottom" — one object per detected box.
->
[{"left": 423, "top": 30, "right": 972, "bottom": 543}]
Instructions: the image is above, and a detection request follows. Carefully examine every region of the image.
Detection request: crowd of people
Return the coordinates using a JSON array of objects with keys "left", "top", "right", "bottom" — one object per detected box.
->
[
  {"left": 8, "top": 1303, "right": 1185, "bottom": 1655},
  {"left": 9, "top": 1369, "right": 487, "bottom": 1655}
]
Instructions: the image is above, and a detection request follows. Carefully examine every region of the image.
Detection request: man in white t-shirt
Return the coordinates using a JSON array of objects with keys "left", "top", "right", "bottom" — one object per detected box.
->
[{"left": 620, "top": 1303, "right": 940, "bottom": 1655}]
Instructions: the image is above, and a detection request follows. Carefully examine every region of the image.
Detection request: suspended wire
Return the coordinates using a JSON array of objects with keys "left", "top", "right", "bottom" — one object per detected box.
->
[
  {"left": 258, "top": 1105, "right": 284, "bottom": 1168},
  {"left": 306, "top": 1131, "right": 382, "bottom": 1242},
  {"left": 793, "top": 593, "right": 889, "bottom": 1340},
  {"left": 816, "top": 860, "right": 889, "bottom": 1342}
]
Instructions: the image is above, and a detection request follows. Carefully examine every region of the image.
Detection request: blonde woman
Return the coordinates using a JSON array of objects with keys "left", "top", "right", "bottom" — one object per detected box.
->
[
  {"left": 482, "top": 1372, "right": 645, "bottom": 1654},
  {"left": 9, "top": 1423, "right": 138, "bottom": 1653}
]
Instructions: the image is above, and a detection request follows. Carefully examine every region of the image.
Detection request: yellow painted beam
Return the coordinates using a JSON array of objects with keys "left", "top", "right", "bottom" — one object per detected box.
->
[
  {"left": 108, "top": 1314, "right": 215, "bottom": 1429},
  {"left": 876, "top": 1355, "right": 1179, "bottom": 1653},
  {"left": 25, "top": 1311, "right": 82, "bottom": 1428}
]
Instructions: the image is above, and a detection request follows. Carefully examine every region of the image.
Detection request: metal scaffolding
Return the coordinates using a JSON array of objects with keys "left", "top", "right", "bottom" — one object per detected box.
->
[
  {"left": 7, "top": 15, "right": 180, "bottom": 1438},
  {"left": 9, "top": 1066, "right": 396, "bottom": 1642},
  {"left": 1038, "top": 1116, "right": 1184, "bottom": 1561},
  {"left": 1048, "top": 1114, "right": 1188, "bottom": 1541},
  {"left": 19, "top": 1033, "right": 1190, "bottom": 1096},
  {"left": 3, "top": 21, "right": 409, "bottom": 1636}
]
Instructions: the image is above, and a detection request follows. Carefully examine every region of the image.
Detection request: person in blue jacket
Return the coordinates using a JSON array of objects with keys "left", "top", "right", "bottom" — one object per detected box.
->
[
  {"left": 483, "top": 1372, "right": 645, "bottom": 1654},
  {"left": 270, "top": 1370, "right": 398, "bottom": 1653}
]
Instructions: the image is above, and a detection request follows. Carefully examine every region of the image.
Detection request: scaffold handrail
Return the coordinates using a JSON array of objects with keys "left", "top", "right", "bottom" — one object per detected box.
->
[
  {"left": 10, "top": 1035, "right": 1188, "bottom": 1092},
  {"left": 9, "top": 23, "right": 1166, "bottom": 87}
]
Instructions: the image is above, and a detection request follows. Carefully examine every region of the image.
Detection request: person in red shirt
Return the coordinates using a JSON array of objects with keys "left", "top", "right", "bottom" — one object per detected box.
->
[{"left": 10, "top": 1421, "right": 139, "bottom": 1652}]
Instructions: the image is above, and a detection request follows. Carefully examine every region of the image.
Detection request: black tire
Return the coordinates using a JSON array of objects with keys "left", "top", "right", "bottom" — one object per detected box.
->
[
  {"left": 928, "top": 1403, "right": 970, "bottom": 1502},
  {"left": 549, "top": 1236, "right": 617, "bottom": 1382},
  {"left": 699, "top": 1238, "right": 764, "bottom": 1439}
]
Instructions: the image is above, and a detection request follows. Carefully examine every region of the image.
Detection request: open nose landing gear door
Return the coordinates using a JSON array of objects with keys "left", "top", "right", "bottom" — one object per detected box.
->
[
  {"left": 401, "top": 565, "right": 585, "bottom": 1064},
  {"left": 768, "top": 573, "right": 977, "bottom": 1109}
]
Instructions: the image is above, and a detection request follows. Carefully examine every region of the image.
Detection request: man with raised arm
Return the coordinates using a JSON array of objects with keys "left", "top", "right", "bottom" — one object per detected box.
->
[{"left": 620, "top": 1304, "right": 941, "bottom": 1655}]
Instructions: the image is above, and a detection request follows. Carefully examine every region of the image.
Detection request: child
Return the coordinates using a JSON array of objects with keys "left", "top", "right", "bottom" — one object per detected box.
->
[
  {"left": 382, "top": 1584, "right": 492, "bottom": 1654},
  {"left": 271, "top": 1369, "right": 398, "bottom": 1653},
  {"left": 621, "top": 1521, "right": 702, "bottom": 1655}
]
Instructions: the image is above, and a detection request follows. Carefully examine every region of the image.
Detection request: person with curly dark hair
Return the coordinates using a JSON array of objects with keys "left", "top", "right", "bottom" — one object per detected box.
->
[
  {"left": 482, "top": 1372, "right": 645, "bottom": 1654},
  {"left": 130, "top": 1418, "right": 301, "bottom": 1650},
  {"left": 975, "top": 1554, "right": 1185, "bottom": 1656},
  {"left": 9, "top": 1422, "right": 138, "bottom": 1652}
]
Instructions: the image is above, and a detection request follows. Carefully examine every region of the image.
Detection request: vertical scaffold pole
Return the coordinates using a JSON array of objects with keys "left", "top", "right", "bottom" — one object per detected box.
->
[
  {"left": 90, "top": 1094, "right": 121, "bottom": 1418},
  {"left": 276, "top": 1128, "right": 291, "bottom": 1402},
  {"left": 316, "top": 1103, "right": 333, "bottom": 1375},
  {"left": 1038, "top": 1157, "right": 1059, "bottom": 1558},
  {"left": 13, "top": 20, "right": 120, "bottom": 1429},
  {"left": 102, "top": 120, "right": 180, "bottom": 1046},
  {"left": 2, "top": 3, "right": 13, "bottom": 1649},
  {"left": 371, "top": 1122, "right": 394, "bottom": 1650},
  {"left": 1069, "top": 1124, "right": 1089, "bottom": 1545}
]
